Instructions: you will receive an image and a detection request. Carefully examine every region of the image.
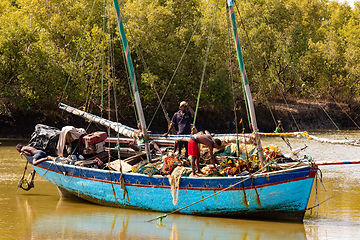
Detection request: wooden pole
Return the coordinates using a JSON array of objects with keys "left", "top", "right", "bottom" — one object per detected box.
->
[
  {"left": 112, "top": 0, "right": 151, "bottom": 162},
  {"left": 227, "top": 0, "right": 265, "bottom": 167},
  {"left": 316, "top": 160, "right": 360, "bottom": 166}
]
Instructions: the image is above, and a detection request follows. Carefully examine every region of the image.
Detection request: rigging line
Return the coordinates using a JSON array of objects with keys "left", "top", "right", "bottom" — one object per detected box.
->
[
  {"left": 328, "top": 94, "right": 360, "bottom": 130},
  {"left": 147, "top": 0, "right": 212, "bottom": 129},
  {"left": 234, "top": 3, "right": 277, "bottom": 128},
  {"left": 127, "top": 31, "right": 172, "bottom": 127},
  {"left": 288, "top": 63, "right": 345, "bottom": 133},
  {"left": 306, "top": 186, "right": 350, "bottom": 211},
  {"left": 59, "top": 0, "right": 99, "bottom": 104},
  {"left": 193, "top": 0, "right": 220, "bottom": 128},
  {"left": 105, "top": 0, "right": 120, "bottom": 200},
  {"left": 124, "top": 52, "right": 140, "bottom": 125},
  {"left": 307, "top": 91, "right": 341, "bottom": 132},
  {"left": 108, "top": 2, "right": 127, "bottom": 200},
  {"left": 261, "top": 35, "right": 303, "bottom": 132},
  {"left": 233, "top": 1, "right": 301, "bottom": 132},
  {"left": 226, "top": 4, "right": 238, "bottom": 141},
  {"left": 312, "top": 171, "right": 319, "bottom": 216},
  {"left": 146, "top": 162, "right": 271, "bottom": 223},
  {"left": 101, "top": 0, "right": 107, "bottom": 112},
  {"left": 84, "top": 57, "right": 102, "bottom": 112},
  {"left": 107, "top": 28, "right": 112, "bottom": 127},
  {"left": 290, "top": 58, "right": 359, "bottom": 135},
  {"left": 43, "top": 159, "right": 76, "bottom": 183},
  {"left": 113, "top": 6, "right": 139, "bottom": 124},
  {"left": 229, "top": 2, "right": 251, "bottom": 128},
  {"left": 108, "top": 4, "right": 120, "bottom": 129},
  {"left": 111, "top": 38, "right": 134, "bottom": 126},
  {"left": 84, "top": 17, "right": 105, "bottom": 112},
  {"left": 112, "top": 75, "right": 123, "bottom": 156},
  {"left": 115, "top": 20, "right": 139, "bottom": 124},
  {"left": 258, "top": 24, "right": 331, "bottom": 133},
  {"left": 317, "top": 169, "right": 331, "bottom": 200},
  {"left": 109, "top": 16, "right": 138, "bottom": 126},
  {"left": 259, "top": 43, "right": 302, "bottom": 132},
  {"left": 109, "top": 16, "right": 124, "bottom": 163}
]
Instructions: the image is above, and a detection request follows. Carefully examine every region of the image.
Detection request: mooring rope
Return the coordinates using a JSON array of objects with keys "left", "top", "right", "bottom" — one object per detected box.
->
[
  {"left": 305, "top": 169, "right": 349, "bottom": 211},
  {"left": 306, "top": 188, "right": 348, "bottom": 211}
]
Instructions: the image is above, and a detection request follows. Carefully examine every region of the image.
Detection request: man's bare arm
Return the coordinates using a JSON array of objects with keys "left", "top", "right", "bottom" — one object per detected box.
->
[{"left": 164, "top": 122, "right": 175, "bottom": 136}]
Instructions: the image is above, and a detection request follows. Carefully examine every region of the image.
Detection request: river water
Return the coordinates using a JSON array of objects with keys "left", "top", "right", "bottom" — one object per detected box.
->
[{"left": 1, "top": 131, "right": 360, "bottom": 239}]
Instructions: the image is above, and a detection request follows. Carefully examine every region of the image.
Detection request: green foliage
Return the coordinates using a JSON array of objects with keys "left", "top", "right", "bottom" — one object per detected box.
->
[{"left": 1, "top": 0, "right": 360, "bottom": 128}]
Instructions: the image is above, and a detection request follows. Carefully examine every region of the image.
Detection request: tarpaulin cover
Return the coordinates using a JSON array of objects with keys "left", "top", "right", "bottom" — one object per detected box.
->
[{"left": 28, "top": 124, "right": 61, "bottom": 156}]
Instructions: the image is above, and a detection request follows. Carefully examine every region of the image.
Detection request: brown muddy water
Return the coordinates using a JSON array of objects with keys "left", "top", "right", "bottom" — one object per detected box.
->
[{"left": 1, "top": 131, "right": 360, "bottom": 240}]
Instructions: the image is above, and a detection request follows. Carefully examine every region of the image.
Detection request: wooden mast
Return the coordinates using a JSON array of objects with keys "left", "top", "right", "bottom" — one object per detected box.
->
[
  {"left": 227, "top": 0, "right": 265, "bottom": 167},
  {"left": 112, "top": 0, "right": 152, "bottom": 162}
]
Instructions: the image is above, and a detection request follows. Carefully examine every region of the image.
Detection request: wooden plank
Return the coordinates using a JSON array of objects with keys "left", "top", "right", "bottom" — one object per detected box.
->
[
  {"left": 108, "top": 160, "right": 133, "bottom": 172},
  {"left": 123, "top": 152, "right": 147, "bottom": 165}
]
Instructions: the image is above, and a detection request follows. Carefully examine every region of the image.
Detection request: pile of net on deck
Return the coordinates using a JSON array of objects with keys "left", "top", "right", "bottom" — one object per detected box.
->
[
  {"left": 204, "top": 143, "right": 296, "bottom": 176},
  {"left": 131, "top": 155, "right": 191, "bottom": 177},
  {"left": 130, "top": 143, "right": 294, "bottom": 178}
]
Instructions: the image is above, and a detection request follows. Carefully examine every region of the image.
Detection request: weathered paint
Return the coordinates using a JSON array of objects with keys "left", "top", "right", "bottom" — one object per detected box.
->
[{"left": 26, "top": 155, "right": 316, "bottom": 222}]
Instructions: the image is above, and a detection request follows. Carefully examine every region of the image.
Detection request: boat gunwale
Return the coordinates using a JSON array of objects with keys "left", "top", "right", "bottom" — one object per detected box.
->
[{"left": 25, "top": 155, "right": 315, "bottom": 181}]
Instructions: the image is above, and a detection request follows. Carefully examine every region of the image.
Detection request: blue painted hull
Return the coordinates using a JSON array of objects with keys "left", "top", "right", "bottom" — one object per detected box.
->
[{"left": 26, "top": 156, "right": 316, "bottom": 222}]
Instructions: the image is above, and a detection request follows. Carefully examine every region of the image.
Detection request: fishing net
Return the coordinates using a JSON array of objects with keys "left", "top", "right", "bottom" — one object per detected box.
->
[
  {"left": 168, "top": 166, "right": 192, "bottom": 205},
  {"left": 131, "top": 161, "right": 162, "bottom": 177}
]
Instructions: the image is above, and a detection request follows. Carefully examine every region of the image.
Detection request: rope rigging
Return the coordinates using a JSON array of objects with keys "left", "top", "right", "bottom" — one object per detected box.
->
[
  {"left": 127, "top": 30, "right": 172, "bottom": 127},
  {"left": 100, "top": 0, "right": 107, "bottom": 113},
  {"left": 233, "top": 0, "right": 360, "bottom": 147},
  {"left": 289, "top": 62, "right": 358, "bottom": 141},
  {"left": 59, "top": 0, "right": 99, "bottom": 106},
  {"left": 226, "top": 4, "right": 240, "bottom": 156},
  {"left": 193, "top": 0, "right": 220, "bottom": 129},
  {"left": 233, "top": 3, "right": 278, "bottom": 129},
  {"left": 147, "top": 0, "right": 213, "bottom": 129},
  {"left": 55, "top": 0, "right": 360, "bottom": 151}
]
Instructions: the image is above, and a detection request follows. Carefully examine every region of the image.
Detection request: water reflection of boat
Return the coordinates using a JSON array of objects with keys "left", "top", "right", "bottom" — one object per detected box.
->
[{"left": 23, "top": 198, "right": 307, "bottom": 240}]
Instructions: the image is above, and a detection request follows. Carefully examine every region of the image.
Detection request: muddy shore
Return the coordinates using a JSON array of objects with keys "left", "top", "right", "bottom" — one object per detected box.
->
[{"left": 1, "top": 100, "right": 360, "bottom": 139}]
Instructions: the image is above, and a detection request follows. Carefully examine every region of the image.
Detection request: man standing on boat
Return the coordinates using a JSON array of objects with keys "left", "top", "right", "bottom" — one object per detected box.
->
[
  {"left": 164, "top": 101, "right": 195, "bottom": 157},
  {"left": 188, "top": 130, "right": 222, "bottom": 177}
]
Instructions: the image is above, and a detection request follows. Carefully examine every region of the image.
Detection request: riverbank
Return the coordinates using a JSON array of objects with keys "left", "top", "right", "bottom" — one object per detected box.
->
[
  {"left": 256, "top": 99, "right": 360, "bottom": 132},
  {"left": 1, "top": 99, "right": 359, "bottom": 139}
]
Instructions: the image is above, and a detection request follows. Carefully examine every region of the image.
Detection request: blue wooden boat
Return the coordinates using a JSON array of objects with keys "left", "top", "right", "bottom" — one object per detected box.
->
[
  {"left": 23, "top": 153, "right": 316, "bottom": 222},
  {"left": 19, "top": 0, "right": 318, "bottom": 223}
]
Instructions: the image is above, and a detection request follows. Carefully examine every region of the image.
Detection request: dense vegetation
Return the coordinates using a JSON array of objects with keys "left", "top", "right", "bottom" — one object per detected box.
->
[{"left": 0, "top": 0, "right": 359, "bottom": 134}]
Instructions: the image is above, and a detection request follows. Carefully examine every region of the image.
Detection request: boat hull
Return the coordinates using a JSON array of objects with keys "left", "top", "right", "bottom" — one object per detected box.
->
[{"left": 26, "top": 156, "right": 316, "bottom": 222}]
